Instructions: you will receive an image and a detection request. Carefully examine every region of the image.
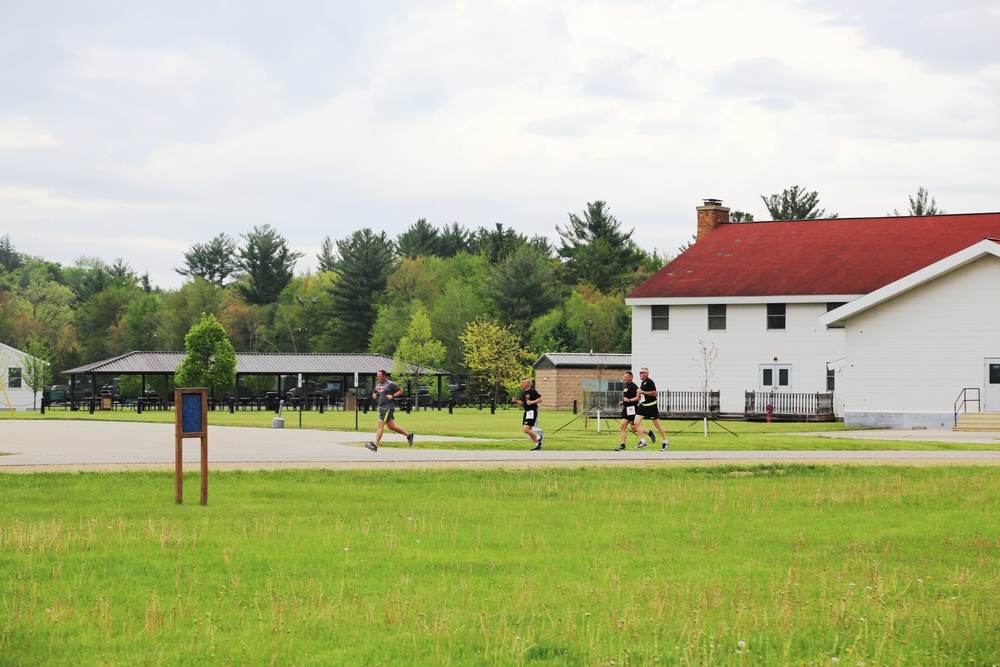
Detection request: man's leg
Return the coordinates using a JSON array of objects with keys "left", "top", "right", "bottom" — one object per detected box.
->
[
  {"left": 374, "top": 419, "right": 387, "bottom": 446},
  {"left": 523, "top": 423, "right": 538, "bottom": 444},
  {"left": 633, "top": 416, "right": 649, "bottom": 447},
  {"left": 386, "top": 417, "right": 410, "bottom": 438}
]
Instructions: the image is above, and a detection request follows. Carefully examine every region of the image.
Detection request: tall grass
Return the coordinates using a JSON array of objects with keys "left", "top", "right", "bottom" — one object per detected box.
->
[{"left": 2, "top": 466, "right": 997, "bottom": 665}]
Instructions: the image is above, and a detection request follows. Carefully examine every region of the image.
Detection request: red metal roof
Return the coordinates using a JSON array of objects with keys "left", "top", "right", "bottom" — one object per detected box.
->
[{"left": 628, "top": 213, "right": 1000, "bottom": 299}]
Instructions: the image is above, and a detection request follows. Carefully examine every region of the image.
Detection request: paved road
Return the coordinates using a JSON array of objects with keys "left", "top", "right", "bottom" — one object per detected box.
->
[{"left": 1, "top": 421, "right": 998, "bottom": 471}]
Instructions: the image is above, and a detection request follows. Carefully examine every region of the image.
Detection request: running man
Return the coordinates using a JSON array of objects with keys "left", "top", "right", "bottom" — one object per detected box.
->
[
  {"left": 636, "top": 367, "right": 669, "bottom": 450},
  {"left": 366, "top": 369, "right": 414, "bottom": 452},
  {"left": 511, "top": 377, "right": 544, "bottom": 451},
  {"left": 615, "top": 371, "right": 651, "bottom": 451}
]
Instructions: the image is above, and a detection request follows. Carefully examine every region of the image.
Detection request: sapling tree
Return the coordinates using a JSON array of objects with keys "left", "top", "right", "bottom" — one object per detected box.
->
[
  {"left": 175, "top": 313, "right": 237, "bottom": 398},
  {"left": 694, "top": 339, "right": 718, "bottom": 412}
]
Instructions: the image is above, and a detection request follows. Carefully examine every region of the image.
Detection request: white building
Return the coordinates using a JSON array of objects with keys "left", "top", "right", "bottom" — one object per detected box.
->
[
  {"left": 0, "top": 342, "right": 43, "bottom": 412},
  {"left": 821, "top": 239, "right": 1000, "bottom": 428},
  {"left": 626, "top": 200, "right": 1000, "bottom": 426}
]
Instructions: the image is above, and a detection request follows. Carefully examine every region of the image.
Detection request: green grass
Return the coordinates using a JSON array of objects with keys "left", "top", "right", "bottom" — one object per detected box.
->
[
  {"left": 1, "top": 466, "right": 998, "bottom": 665},
  {"left": 6, "top": 405, "right": 1000, "bottom": 451}
]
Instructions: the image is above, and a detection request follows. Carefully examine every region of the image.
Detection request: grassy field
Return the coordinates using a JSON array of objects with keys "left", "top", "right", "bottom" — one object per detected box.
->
[
  {"left": 1, "top": 465, "right": 998, "bottom": 665},
  {"left": 6, "top": 405, "right": 1000, "bottom": 452}
]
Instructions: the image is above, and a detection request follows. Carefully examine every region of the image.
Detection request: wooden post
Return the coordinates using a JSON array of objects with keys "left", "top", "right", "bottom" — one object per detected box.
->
[{"left": 174, "top": 388, "right": 209, "bottom": 505}]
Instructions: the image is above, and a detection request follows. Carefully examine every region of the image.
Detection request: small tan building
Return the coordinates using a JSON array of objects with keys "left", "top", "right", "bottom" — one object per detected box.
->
[{"left": 532, "top": 353, "right": 632, "bottom": 412}]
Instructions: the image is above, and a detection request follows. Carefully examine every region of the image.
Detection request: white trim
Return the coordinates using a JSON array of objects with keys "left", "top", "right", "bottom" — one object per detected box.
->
[
  {"left": 627, "top": 294, "right": 862, "bottom": 306},
  {"left": 820, "top": 239, "right": 1000, "bottom": 327}
]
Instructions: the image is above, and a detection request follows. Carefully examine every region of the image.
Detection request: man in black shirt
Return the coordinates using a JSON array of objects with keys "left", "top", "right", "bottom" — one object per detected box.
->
[
  {"left": 511, "top": 377, "right": 544, "bottom": 451},
  {"left": 636, "top": 367, "right": 669, "bottom": 450},
  {"left": 615, "top": 371, "right": 651, "bottom": 451}
]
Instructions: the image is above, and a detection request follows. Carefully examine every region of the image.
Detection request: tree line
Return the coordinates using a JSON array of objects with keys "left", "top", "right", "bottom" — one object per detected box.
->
[
  {"left": 0, "top": 187, "right": 945, "bottom": 400},
  {"left": 0, "top": 202, "right": 662, "bottom": 398}
]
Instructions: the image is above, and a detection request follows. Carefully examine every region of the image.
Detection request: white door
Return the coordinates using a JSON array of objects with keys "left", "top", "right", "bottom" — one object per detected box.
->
[
  {"left": 759, "top": 364, "right": 792, "bottom": 391},
  {"left": 985, "top": 358, "right": 1000, "bottom": 411}
]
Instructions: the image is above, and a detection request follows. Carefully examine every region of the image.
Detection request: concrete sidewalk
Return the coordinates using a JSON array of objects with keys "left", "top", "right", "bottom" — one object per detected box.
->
[{"left": 1, "top": 421, "right": 999, "bottom": 471}]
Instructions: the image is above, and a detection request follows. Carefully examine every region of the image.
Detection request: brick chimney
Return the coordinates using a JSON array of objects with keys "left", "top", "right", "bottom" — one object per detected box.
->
[{"left": 696, "top": 198, "right": 730, "bottom": 241}]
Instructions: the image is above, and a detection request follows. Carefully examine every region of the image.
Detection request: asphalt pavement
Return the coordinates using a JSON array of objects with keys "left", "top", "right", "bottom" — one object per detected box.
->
[{"left": 1, "top": 420, "right": 999, "bottom": 472}]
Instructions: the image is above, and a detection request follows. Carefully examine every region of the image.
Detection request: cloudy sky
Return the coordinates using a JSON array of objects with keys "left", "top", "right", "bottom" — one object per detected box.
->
[{"left": 2, "top": 0, "right": 999, "bottom": 289}]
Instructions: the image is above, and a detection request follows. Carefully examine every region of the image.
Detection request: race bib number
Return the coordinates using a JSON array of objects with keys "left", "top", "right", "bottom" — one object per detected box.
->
[
  {"left": 626, "top": 406, "right": 636, "bottom": 416},
  {"left": 525, "top": 410, "right": 535, "bottom": 420}
]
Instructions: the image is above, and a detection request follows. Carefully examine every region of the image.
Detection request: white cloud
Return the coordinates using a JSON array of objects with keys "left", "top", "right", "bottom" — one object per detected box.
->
[
  {"left": 1, "top": 0, "right": 998, "bottom": 288},
  {"left": 0, "top": 117, "right": 58, "bottom": 148}
]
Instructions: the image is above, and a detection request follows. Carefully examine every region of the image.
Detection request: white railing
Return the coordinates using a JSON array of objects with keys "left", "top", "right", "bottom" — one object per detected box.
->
[{"left": 585, "top": 390, "right": 720, "bottom": 415}]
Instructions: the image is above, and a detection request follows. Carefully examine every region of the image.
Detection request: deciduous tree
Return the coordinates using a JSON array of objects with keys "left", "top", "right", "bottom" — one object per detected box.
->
[
  {"left": 20, "top": 336, "right": 53, "bottom": 409},
  {"left": 394, "top": 308, "right": 446, "bottom": 407},
  {"left": 175, "top": 313, "right": 237, "bottom": 396},
  {"left": 459, "top": 318, "right": 534, "bottom": 403}
]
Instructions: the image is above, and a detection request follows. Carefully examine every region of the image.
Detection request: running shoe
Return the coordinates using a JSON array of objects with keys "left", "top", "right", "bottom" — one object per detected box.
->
[
  {"left": 649, "top": 430, "right": 656, "bottom": 443},
  {"left": 661, "top": 441, "right": 670, "bottom": 451},
  {"left": 407, "top": 432, "right": 414, "bottom": 447},
  {"left": 615, "top": 444, "right": 625, "bottom": 451},
  {"left": 531, "top": 438, "right": 542, "bottom": 451},
  {"left": 635, "top": 442, "right": 648, "bottom": 449},
  {"left": 365, "top": 442, "right": 377, "bottom": 452}
]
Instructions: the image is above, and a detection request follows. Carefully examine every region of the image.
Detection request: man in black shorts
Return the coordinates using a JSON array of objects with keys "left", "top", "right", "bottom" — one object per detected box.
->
[
  {"left": 511, "top": 377, "right": 543, "bottom": 450},
  {"left": 365, "top": 369, "right": 414, "bottom": 452},
  {"left": 636, "top": 367, "right": 669, "bottom": 450},
  {"left": 615, "top": 371, "right": 651, "bottom": 451}
]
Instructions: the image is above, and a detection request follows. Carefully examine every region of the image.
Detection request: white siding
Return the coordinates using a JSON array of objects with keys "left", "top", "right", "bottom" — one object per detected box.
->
[
  {"left": 632, "top": 302, "right": 845, "bottom": 414},
  {"left": 841, "top": 255, "right": 1000, "bottom": 428},
  {"left": 0, "top": 343, "right": 40, "bottom": 412}
]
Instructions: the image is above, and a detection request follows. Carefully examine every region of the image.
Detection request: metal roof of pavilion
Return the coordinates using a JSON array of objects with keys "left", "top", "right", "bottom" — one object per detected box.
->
[
  {"left": 533, "top": 352, "right": 632, "bottom": 369},
  {"left": 63, "top": 351, "right": 448, "bottom": 377}
]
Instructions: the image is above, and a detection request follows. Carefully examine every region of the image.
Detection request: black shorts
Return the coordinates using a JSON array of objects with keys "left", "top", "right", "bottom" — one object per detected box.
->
[
  {"left": 378, "top": 406, "right": 396, "bottom": 422},
  {"left": 522, "top": 409, "right": 537, "bottom": 427},
  {"left": 620, "top": 406, "right": 637, "bottom": 423},
  {"left": 637, "top": 403, "right": 659, "bottom": 420}
]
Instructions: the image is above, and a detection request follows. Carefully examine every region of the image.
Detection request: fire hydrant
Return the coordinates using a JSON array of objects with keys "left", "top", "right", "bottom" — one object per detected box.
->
[{"left": 766, "top": 403, "right": 773, "bottom": 423}]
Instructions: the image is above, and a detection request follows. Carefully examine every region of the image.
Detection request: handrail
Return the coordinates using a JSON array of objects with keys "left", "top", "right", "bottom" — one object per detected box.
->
[{"left": 953, "top": 387, "right": 981, "bottom": 427}]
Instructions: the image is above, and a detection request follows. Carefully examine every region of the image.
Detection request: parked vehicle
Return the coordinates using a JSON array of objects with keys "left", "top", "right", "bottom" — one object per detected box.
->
[{"left": 46, "top": 384, "right": 70, "bottom": 404}]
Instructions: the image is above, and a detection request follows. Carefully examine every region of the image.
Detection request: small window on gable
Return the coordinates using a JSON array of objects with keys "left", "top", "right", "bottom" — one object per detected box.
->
[
  {"left": 8, "top": 367, "right": 22, "bottom": 388},
  {"left": 826, "top": 302, "right": 846, "bottom": 329},
  {"left": 767, "top": 303, "right": 786, "bottom": 330},
  {"left": 708, "top": 304, "right": 726, "bottom": 331},
  {"left": 651, "top": 305, "right": 669, "bottom": 331}
]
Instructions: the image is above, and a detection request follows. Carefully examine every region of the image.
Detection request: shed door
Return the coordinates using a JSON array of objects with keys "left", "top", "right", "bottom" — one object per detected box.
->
[{"left": 985, "top": 358, "right": 1000, "bottom": 412}]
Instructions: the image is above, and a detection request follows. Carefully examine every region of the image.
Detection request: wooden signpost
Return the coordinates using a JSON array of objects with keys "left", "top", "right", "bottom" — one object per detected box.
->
[{"left": 175, "top": 388, "right": 209, "bottom": 505}]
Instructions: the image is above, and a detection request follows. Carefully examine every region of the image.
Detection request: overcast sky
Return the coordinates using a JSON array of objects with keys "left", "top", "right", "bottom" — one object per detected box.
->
[{"left": 2, "top": 0, "right": 999, "bottom": 289}]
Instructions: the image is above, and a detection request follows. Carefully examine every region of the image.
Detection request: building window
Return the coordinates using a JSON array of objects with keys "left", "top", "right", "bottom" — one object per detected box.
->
[
  {"left": 708, "top": 304, "right": 726, "bottom": 330},
  {"left": 767, "top": 303, "right": 786, "bottom": 330},
  {"left": 582, "top": 379, "right": 624, "bottom": 393},
  {"left": 826, "top": 367, "right": 836, "bottom": 391},
  {"left": 651, "top": 305, "right": 669, "bottom": 331},
  {"left": 826, "top": 302, "right": 846, "bottom": 329},
  {"left": 7, "top": 367, "right": 22, "bottom": 388}
]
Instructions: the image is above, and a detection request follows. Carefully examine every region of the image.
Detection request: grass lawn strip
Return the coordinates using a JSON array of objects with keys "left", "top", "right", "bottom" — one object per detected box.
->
[{"left": 1, "top": 465, "right": 997, "bottom": 665}]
